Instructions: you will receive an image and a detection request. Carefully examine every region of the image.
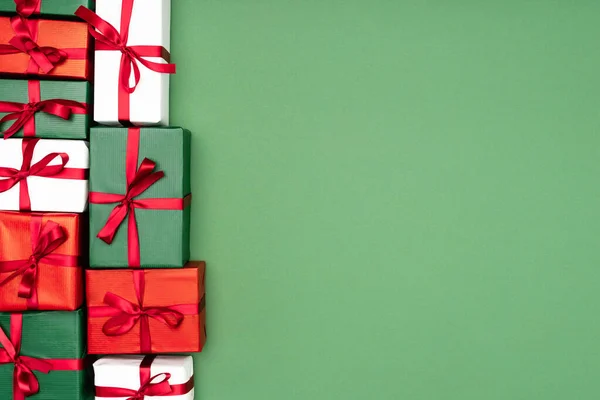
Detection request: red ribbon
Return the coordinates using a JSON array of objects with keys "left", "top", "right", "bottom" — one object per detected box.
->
[
  {"left": 0, "top": 16, "right": 87, "bottom": 74},
  {"left": 75, "top": 2, "right": 175, "bottom": 123},
  {"left": 0, "top": 138, "right": 87, "bottom": 211},
  {"left": 14, "top": 0, "right": 41, "bottom": 18},
  {"left": 0, "top": 314, "right": 84, "bottom": 400},
  {"left": 89, "top": 128, "right": 191, "bottom": 267},
  {"left": 0, "top": 81, "right": 88, "bottom": 139},
  {"left": 95, "top": 355, "right": 194, "bottom": 399},
  {"left": 88, "top": 270, "right": 199, "bottom": 353},
  {"left": 0, "top": 216, "right": 79, "bottom": 309}
]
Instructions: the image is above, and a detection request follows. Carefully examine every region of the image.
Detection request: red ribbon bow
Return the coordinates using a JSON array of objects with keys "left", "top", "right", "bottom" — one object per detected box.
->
[
  {"left": 95, "top": 355, "right": 194, "bottom": 399},
  {"left": 101, "top": 271, "right": 184, "bottom": 353},
  {"left": 75, "top": 2, "right": 175, "bottom": 123},
  {"left": 0, "top": 314, "right": 53, "bottom": 400},
  {"left": 0, "top": 138, "right": 77, "bottom": 211},
  {"left": 0, "top": 99, "right": 87, "bottom": 139},
  {"left": 0, "top": 16, "right": 66, "bottom": 73},
  {"left": 0, "top": 217, "right": 78, "bottom": 309},
  {"left": 14, "top": 0, "right": 41, "bottom": 18},
  {"left": 95, "top": 157, "right": 165, "bottom": 245}
]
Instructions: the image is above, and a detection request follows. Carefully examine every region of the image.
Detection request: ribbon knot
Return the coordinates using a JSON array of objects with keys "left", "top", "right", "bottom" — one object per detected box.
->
[{"left": 24, "top": 102, "right": 39, "bottom": 111}]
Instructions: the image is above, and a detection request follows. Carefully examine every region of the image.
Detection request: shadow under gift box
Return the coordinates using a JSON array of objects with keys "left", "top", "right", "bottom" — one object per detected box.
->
[
  {"left": 86, "top": 262, "right": 206, "bottom": 355},
  {"left": 0, "top": 0, "right": 94, "bottom": 18},
  {"left": 89, "top": 127, "right": 190, "bottom": 268},
  {"left": 0, "top": 16, "right": 91, "bottom": 80},
  {"left": 0, "top": 211, "right": 83, "bottom": 311},
  {"left": 0, "top": 309, "right": 89, "bottom": 400},
  {"left": 0, "top": 79, "right": 91, "bottom": 140},
  {"left": 0, "top": 139, "right": 89, "bottom": 212}
]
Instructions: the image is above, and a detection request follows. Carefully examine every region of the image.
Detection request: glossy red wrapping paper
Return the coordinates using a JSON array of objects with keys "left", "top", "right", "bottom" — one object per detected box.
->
[
  {"left": 86, "top": 262, "right": 206, "bottom": 354},
  {"left": 0, "top": 211, "right": 83, "bottom": 311}
]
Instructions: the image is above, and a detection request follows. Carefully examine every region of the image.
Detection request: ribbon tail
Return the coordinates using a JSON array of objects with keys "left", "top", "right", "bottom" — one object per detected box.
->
[
  {"left": 97, "top": 204, "right": 129, "bottom": 244},
  {"left": 139, "top": 315, "right": 151, "bottom": 353}
]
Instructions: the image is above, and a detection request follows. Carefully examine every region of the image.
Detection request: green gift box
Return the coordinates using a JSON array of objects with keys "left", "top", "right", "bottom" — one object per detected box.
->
[
  {"left": 0, "top": 0, "right": 94, "bottom": 18},
  {"left": 0, "top": 79, "right": 90, "bottom": 140},
  {"left": 89, "top": 127, "right": 192, "bottom": 268},
  {"left": 0, "top": 309, "right": 90, "bottom": 400}
]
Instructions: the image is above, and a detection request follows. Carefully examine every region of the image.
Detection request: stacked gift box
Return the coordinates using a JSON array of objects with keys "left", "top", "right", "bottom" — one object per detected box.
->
[{"left": 0, "top": 1, "right": 205, "bottom": 399}]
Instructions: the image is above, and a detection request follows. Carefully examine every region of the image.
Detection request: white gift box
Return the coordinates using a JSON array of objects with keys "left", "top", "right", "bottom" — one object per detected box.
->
[
  {"left": 0, "top": 139, "right": 89, "bottom": 212},
  {"left": 94, "top": 355, "right": 195, "bottom": 400},
  {"left": 94, "top": 0, "right": 172, "bottom": 126}
]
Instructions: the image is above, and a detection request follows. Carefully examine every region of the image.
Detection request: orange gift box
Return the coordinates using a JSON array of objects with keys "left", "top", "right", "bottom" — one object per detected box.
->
[
  {"left": 86, "top": 262, "right": 206, "bottom": 354},
  {"left": 0, "top": 16, "right": 91, "bottom": 80},
  {"left": 0, "top": 211, "right": 83, "bottom": 311}
]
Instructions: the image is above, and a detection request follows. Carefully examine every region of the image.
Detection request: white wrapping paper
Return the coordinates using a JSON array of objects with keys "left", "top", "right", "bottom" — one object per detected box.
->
[
  {"left": 0, "top": 139, "right": 89, "bottom": 212},
  {"left": 94, "top": 355, "right": 194, "bottom": 400},
  {"left": 94, "top": 0, "right": 171, "bottom": 126}
]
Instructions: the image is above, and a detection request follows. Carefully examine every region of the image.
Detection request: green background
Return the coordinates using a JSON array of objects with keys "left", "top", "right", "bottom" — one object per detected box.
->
[{"left": 171, "top": 1, "right": 600, "bottom": 399}]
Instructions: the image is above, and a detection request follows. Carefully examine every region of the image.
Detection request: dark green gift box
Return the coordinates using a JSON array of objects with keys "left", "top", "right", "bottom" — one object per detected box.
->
[
  {"left": 89, "top": 127, "right": 192, "bottom": 268},
  {"left": 0, "top": 0, "right": 93, "bottom": 18},
  {"left": 0, "top": 79, "right": 90, "bottom": 139},
  {"left": 0, "top": 309, "right": 90, "bottom": 400}
]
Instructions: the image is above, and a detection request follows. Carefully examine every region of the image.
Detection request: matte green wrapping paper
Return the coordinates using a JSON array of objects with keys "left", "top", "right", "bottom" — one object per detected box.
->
[
  {"left": 0, "top": 79, "right": 90, "bottom": 139},
  {"left": 0, "top": 309, "right": 90, "bottom": 400},
  {"left": 0, "top": 0, "right": 93, "bottom": 17},
  {"left": 89, "top": 127, "right": 191, "bottom": 268}
]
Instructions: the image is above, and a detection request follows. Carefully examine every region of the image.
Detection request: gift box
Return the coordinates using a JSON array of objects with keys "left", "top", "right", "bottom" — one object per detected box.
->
[
  {"left": 94, "top": 355, "right": 194, "bottom": 400},
  {"left": 0, "top": 138, "right": 89, "bottom": 212},
  {"left": 0, "top": 0, "right": 94, "bottom": 18},
  {"left": 0, "top": 16, "right": 91, "bottom": 79},
  {"left": 76, "top": 0, "right": 175, "bottom": 125},
  {"left": 0, "top": 309, "right": 88, "bottom": 400},
  {"left": 0, "top": 79, "right": 90, "bottom": 140},
  {"left": 0, "top": 211, "right": 83, "bottom": 311},
  {"left": 89, "top": 127, "right": 190, "bottom": 268},
  {"left": 86, "top": 262, "right": 206, "bottom": 354}
]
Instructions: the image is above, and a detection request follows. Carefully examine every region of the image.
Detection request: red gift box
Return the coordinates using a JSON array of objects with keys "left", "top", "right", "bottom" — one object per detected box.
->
[
  {"left": 0, "top": 212, "right": 83, "bottom": 311},
  {"left": 86, "top": 262, "right": 206, "bottom": 354}
]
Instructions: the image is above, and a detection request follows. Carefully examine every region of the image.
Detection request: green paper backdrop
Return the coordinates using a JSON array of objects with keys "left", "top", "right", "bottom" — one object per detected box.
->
[{"left": 172, "top": 1, "right": 600, "bottom": 399}]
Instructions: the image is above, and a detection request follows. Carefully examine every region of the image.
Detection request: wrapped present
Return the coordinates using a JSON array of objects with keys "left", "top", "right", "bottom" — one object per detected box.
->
[
  {"left": 76, "top": 0, "right": 175, "bottom": 125},
  {"left": 94, "top": 355, "right": 194, "bottom": 400},
  {"left": 0, "top": 0, "right": 94, "bottom": 18},
  {"left": 0, "top": 309, "right": 87, "bottom": 400},
  {"left": 0, "top": 15, "right": 91, "bottom": 79},
  {"left": 0, "top": 79, "right": 90, "bottom": 140},
  {"left": 0, "top": 211, "right": 83, "bottom": 311},
  {"left": 89, "top": 127, "right": 190, "bottom": 268},
  {"left": 86, "top": 262, "right": 206, "bottom": 354},
  {"left": 0, "top": 138, "right": 89, "bottom": 212}
]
